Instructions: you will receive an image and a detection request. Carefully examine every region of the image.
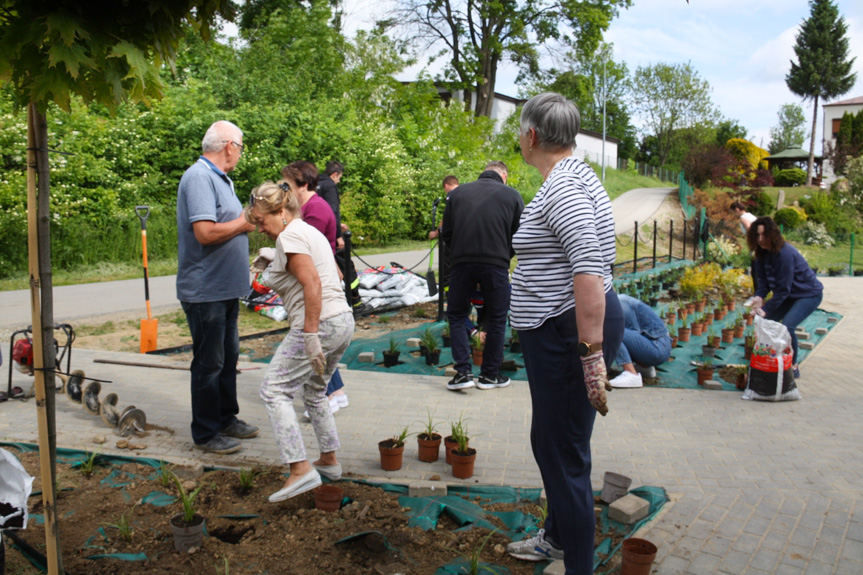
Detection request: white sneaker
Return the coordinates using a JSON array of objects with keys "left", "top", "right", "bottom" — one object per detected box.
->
[
  {"left": 610, "top": 371, "right": 643, "bottom": 388},
  {"left": 635, "top": 365, "right": 657, "bottom": 379},
  {"left": 303, "top": 398, "right": 340, "bottom": 420},
  {"left": 506, "top": 529, "right": 564, "bottom": 561}
]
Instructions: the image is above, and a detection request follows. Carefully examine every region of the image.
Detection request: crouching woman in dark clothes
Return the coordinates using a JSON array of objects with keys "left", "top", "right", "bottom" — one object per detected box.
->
[{"left": 506, "top": 92, "right": 624, "bottom": 574}]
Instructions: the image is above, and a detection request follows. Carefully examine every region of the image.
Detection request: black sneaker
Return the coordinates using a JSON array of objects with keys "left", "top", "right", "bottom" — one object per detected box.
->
[
  {"left": 475, "top": 374, "right": 511, "bottom": 390},
  {"left": 353, "top": 302, "right": 373, "bottom": 318},
  {"left": 222, "top": 419, "right": 260, "bottom": 439},
  {"left": 196, "top": 434, "right": 241, "bottom": 454},
  {"left": 447, "top": 372, "right": 474, "bottom": 391}
]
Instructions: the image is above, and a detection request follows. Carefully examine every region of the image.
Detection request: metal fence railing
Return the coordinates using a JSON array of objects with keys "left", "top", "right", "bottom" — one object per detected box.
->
[{"left": 616, "top": 159, "right": 680, "bottom": 184}]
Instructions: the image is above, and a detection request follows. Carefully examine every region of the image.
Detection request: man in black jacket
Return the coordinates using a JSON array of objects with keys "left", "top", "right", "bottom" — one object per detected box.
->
[{"left": 441, "top": 161, "right": 524, "bottom": 391}]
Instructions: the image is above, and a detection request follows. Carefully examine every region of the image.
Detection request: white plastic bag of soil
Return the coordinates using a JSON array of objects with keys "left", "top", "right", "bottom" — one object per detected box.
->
[
  {"left": 742, "top": 316, "right": 800, "bottom": 401},
  {"left": 0, "top": 447, "right": 33, "bottom": 530}
]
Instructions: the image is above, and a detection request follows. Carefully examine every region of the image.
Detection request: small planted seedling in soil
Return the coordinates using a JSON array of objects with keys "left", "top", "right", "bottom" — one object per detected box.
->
[
  {"left": 216, "top": 557, "right": 230, "bottom": 575},
  {"left": 238, "top": 468, "right": 257, "bottom": 493},
  {"left": 157, "top": 461, "right": 173, "bottom": 487},
  {"left": 103, "top": 506, "right": 135, "bottom": 542},
  {"left": 464, "top": 528, "right": 501, "bottom": 575},
  {"left": 78, "top": 450, "right": 101, "bottom": 478}
]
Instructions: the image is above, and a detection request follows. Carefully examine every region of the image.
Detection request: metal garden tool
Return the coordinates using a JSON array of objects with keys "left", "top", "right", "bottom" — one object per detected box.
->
[
  {"left": 136, "top": 206, "right": 158, "bottom": 353},
  {"left": 426, "top": 197, "right": 441, "bottom": 296}
]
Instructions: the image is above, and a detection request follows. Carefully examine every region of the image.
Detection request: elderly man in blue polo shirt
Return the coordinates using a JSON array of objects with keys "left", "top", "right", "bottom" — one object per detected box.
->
[{"left": 177, "top": 120, "right": 258, "bottom": 455}]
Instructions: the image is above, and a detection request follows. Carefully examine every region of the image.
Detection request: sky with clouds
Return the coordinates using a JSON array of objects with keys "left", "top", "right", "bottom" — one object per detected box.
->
[{"left": 342, "top": 0, "right": 863, "bottom": 153}]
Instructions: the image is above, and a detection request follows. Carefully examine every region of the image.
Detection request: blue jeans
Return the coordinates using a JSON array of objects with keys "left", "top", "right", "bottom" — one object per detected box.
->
[
  {"left": 182, "top": 299, "right": 241, "bottom": 444},
  {"left": 447, "top": 263, "right": 510, "bottom": 378},
  {"left": 325, "top": 369, "right": 345, "bottom": 395},
  {"left": 766, "top": 293, "right": 823, "bottom": 364},
  {"left": 518, "top": 290, "right": 623, "bottom": 575}
]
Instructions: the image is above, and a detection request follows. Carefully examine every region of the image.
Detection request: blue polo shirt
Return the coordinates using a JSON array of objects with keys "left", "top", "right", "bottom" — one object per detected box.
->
[{"left": 176, "top": 157, "right": 249, "bottom": 303}]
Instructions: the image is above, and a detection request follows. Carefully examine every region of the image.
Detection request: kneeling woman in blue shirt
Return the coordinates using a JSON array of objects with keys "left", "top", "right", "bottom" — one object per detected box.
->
[{"left": 747, "top": 216, "right": 823, "bottom": 378}]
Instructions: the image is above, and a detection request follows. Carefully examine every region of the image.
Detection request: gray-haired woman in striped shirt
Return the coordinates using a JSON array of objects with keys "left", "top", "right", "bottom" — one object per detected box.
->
[{"left": 505, "top": 93, "right": 624, "bottom": 574}]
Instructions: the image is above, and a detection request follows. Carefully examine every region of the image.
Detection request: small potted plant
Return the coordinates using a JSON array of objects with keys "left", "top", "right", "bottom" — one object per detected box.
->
[
  {"left": 449, "top": 421, "right": 476, "bottom": 480},
  {"left": 743, "top": 328, "right": 756, "bottom": 360},
  {"left": 382, "top": 337, "right": 400, "bottom": 368},
  {"left": 470, "top": 331, "right": 484, "bottom": 366},
  {"left": 444, "top": 413, "right": 468, "bottom": 465},
  {"left": 666, "top": 305, "right": 678, "bottom": 325},
  {"left": 379, "top": 426, "right": 411, "bottom": 471},
  {"left": 677, "top": 321, "right": 691, "bottom": 343},
  {"left": 416, "top": 409, "right": 442, "bottom": 463},
  {"left": 732, "top": 364, "right": 748, "bottom": 390},
  {"left": 421, "top": 329, "right": 441, "bottom": 365},
  {"left": 696, "top": 359, "right": 715, "bottom": 386},
  {"left": 509, "top": 328, "right": 521, "bottom": 354},
  {"left": 170, "top": 472, "right": 205, "bottom": 552},
  {"left": 732, "top": 316, "right": 745, "bottom": 338},
  {"left": 721, "top": 326, "right": 735, "bottom": 344},
  {"left": 441, "top": 323, "right": 451, "bottom": 347}
]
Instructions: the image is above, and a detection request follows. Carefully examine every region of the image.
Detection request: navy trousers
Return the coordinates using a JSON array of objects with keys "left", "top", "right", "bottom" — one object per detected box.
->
[
  {"left": 518, "top": 290, "right": 624, "bottom": 575},
  {"left": 182, "top": 299, "right": 241, "bottom": 444}
]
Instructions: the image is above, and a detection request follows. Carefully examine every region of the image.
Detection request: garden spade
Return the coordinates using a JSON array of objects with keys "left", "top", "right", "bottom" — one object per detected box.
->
[
  {"left": 136, "top": 206, "right": 158, "bottom": 353},
  {"left": 426, "top": 197, "right": 441, "bottom": 296}
]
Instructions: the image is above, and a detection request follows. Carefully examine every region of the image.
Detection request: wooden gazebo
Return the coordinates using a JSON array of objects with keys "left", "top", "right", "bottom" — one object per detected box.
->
[{"left": 765, "top": 148, "right": 823, "bottom": 181}]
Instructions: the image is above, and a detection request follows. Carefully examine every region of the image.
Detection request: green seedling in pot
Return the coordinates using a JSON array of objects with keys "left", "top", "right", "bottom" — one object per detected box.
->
[{"left": 171, "top": 472, "right": 204, "bottom": 524}]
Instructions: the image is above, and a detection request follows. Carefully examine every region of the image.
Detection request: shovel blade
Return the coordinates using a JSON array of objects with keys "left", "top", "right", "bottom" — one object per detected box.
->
[
  {"left": 140, "top": 318, "right": 159, "bottom": 353},
  {"left": 426, "top": 270, "right": 438, "bottom": 297}
]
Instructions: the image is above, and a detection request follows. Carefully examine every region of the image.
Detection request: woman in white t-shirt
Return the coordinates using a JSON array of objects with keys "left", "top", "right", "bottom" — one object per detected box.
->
[
  {"left": 245, "top": 181, "right": 354, "bottom": 503},
  {"left": 730, "top": 201, "right": 757, "bottom": 232}
]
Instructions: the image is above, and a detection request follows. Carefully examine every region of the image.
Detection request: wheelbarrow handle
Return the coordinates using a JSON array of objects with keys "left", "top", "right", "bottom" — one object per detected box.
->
[{"left": 135, "top": 206, "right": 150, "bottom": 229}]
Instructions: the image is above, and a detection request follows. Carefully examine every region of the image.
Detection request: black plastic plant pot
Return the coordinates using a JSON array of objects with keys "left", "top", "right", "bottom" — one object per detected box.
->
[{"left": 383, "top": 351, "right": 400, "bottom": 367}]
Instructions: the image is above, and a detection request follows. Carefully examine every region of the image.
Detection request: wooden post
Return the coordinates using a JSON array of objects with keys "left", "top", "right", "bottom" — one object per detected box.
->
[
  {"left": 652, "top": 220, "right": 657, "bottom": 268},
  {"left": 632, "top": 221, "right": 638, "bottom": 274},
  {"left": 27, "top": 103, "right": 63, "bottom": 575},
  {"left": 668, "top": 220, "right": 674, "bottom": 263}
]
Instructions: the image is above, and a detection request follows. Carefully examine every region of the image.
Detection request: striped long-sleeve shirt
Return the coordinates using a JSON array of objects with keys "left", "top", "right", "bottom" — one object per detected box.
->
[{"left": 510, "top": 157, "right": 616, "bottom": 330}]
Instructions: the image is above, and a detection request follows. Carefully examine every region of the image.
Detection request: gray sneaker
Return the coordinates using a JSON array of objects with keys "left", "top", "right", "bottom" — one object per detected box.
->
[
  {"left": 506, "top": 529, "right": 564, "bottom": 562},
  {"left": 196, "top": 434, "right": 241, "bottom": 454},
  {"left": 222, "top": 419, "right": 259, "bottom": 439}
]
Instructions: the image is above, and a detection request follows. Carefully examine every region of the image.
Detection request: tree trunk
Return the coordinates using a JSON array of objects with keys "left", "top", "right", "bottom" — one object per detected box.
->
[
  {"left": 27, "top": 103, "right": 64, "bottom": 574},
  {"left": 806, "top": 95, "right": 819, "bottom": 186}
]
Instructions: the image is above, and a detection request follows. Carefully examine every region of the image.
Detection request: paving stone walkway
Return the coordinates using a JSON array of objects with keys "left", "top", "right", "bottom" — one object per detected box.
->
[{"left": 1, "top": 277, "right": 860, "bottom": 574}]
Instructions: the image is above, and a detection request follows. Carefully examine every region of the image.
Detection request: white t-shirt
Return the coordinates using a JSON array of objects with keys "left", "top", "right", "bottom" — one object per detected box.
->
[
  {"left": 741, "top": 212, "right": 757, "bottom": 226},
  {"left": 266, "top": 219, "right": 350, "bottom": 329}
]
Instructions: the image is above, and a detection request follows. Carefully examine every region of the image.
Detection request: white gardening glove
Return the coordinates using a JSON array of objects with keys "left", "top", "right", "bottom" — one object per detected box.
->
[
  {"left": 303, "top": 332, "right": 326, "bottom": 376},
  {"left": 250, "top": 247, "right": 277, "bottom": 272},
  {"left": 580, "top": 351, "right": 610, "bottom": 416}
]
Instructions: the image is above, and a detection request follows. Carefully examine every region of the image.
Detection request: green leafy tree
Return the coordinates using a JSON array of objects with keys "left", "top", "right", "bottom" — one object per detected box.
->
[
  {"left": 768, "top": 103, "right": 807, "bottom": 154},
  {"left": 392, "top": 0, "right": 632, "bottom": 118},
  {"left": 786, "top": 0, "right": 856, "bottom": 185},
  {"left": 853, "top": 110, "right": 863, "bottom": 149},
  {"left": 715, "top": 118, "right": 748, "bottom": 148},
  {"left": 541, "top": 44, "right": 637, "bottom": 159},
  {"left": 629, "top": 62, "right": 719, "bottom": 169}
]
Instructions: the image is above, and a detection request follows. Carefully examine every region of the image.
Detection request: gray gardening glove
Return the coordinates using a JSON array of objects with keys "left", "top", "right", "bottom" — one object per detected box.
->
[{"left": 303, "top": 332, "right": 326, "bottom": 376}]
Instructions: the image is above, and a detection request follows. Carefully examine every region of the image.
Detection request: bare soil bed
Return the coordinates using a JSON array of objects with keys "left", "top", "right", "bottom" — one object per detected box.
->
[{"left": 3, "top": 451, "right": 629, "bottom": 575}]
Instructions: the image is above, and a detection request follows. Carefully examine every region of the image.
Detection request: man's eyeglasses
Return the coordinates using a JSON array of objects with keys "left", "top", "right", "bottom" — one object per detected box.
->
[{"left": 223, "top": 140, "right": 244, "bottom": 152}]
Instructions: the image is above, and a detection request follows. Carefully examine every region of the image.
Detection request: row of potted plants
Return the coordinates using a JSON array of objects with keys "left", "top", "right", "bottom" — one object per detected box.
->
[{"left": 378, "top": 412, "right": 477, "bottom": 479}]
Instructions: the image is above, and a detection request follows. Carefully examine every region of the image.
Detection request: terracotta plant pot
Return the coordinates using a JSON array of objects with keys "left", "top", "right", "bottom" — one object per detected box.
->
[
  {"left": 314, "top": 484, "right": 344, "bottom": 512},
  {"left": 733, "top": 325, "right": 745, "bottom": 338},
  {"left": 694, "top": 301, "right": 705, "bottom": 312},
  {"left": 736, "top": 371, "right": 748, "bottom": 390},
  {"left": 744, "top": 345, "right": 753, "bottom": 360},
  {"left": 171, "top": 513, "right": 205, "bottom": 553},
  {"left": 382, "top": 351, "right": 400, "bottom": 368},
  {"left": 665, "top": 312, "right": 677, "bottom": 325},
  {"left": 425, "top": 350, "right": 441, "bottom": 365},
  {"left": 690, "top": 323, "right": 702, "bottom": 336},
  {"left": 721, "top": 328, "right": 734, "bottom": 344},
  {"left": 677, "top": 327, "right": 691, "bottom": 342},
  {"left": 417, "top": 433, "right": 442, "bottom": 463},
  {"left": 703, "top": 313, "right": 713, "bottom": 326},
  {"left": 670, "top": 336, "right": 678, "bottom": 348},
  {"left": 444, "top": 435, "right": 465, "bottom": 465},
  {"left": 678, "top": 308, "right": 688, "bottom": 321},
  {"left": 686, "top": 303, "right": 696, "bottom": 314},
  {"left": 620, "top": 538, "right": 658, "bottom": 575},
  {"left": 378, "top": 440, "right": 405, "bottom": 471},
  {"left": 471, "top": 348, "right": 483, "bottom": 366},
  {"left": 727, "top": 300, "right": 737, "bottom": 311},
  {"left": 744, "top": 313, "right": 754, "bottom": 326},
  {"left": 450, "top": 448, "right": 477, "bottom": 479},
  {"left": 696, "top": 367, "right": 714, "bottom": 386},
  {"left": 709, "top": 336, "right": 721, "bottom": 349}
]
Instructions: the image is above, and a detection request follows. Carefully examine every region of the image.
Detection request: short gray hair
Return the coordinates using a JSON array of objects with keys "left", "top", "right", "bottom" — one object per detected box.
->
[
  {"left": 520, "top": 93, "right": 580, "bottom": 151},
  {"left": 484, "top": 161, "right": 508, "bottom": 177},
  {"left": 202, "top": 120, "right": 243, "bottom": 153}
]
